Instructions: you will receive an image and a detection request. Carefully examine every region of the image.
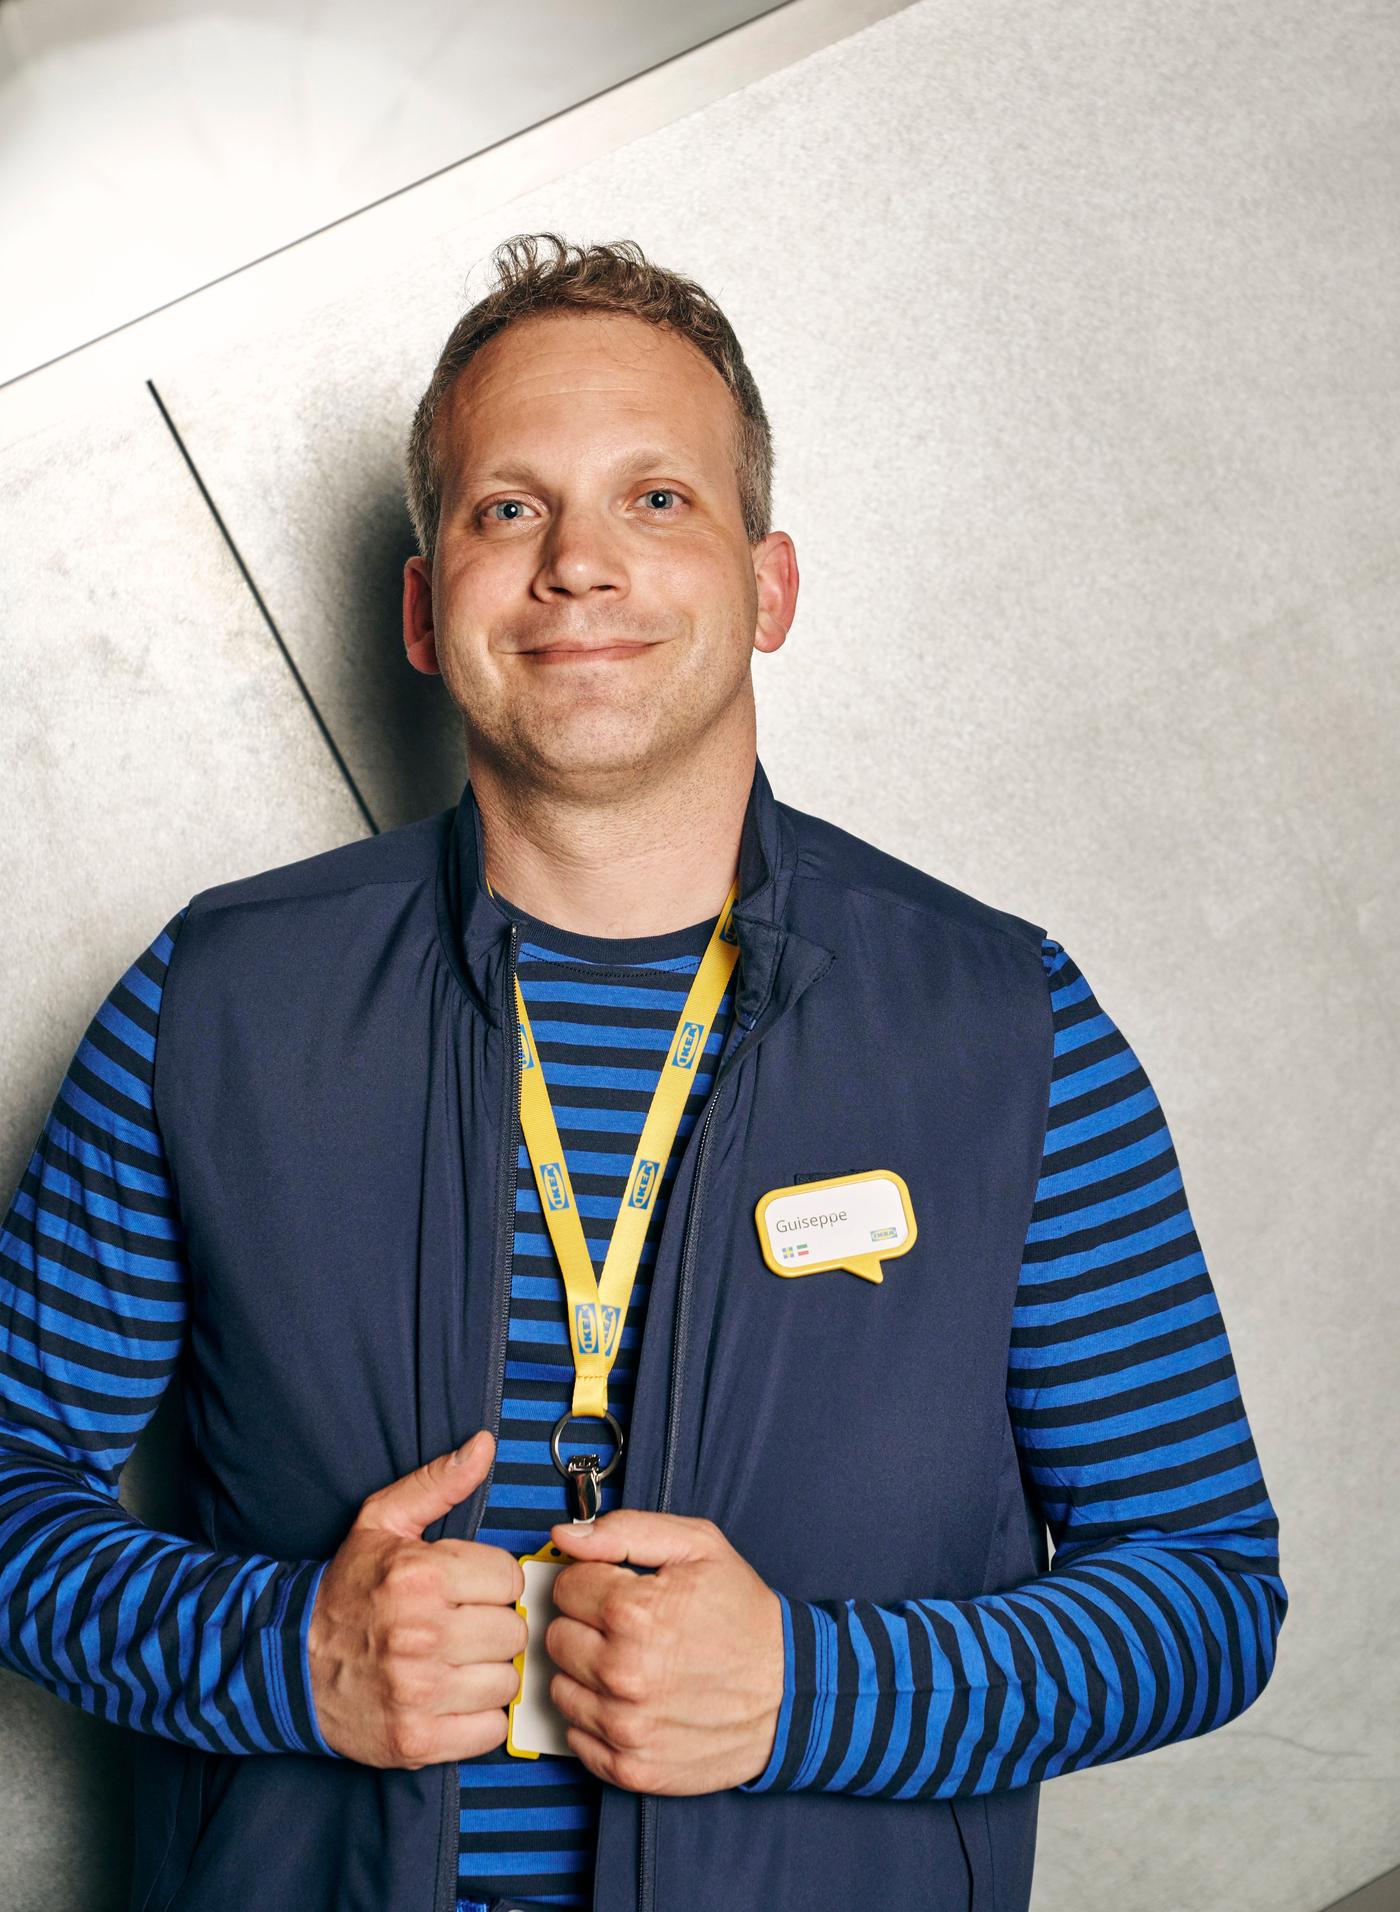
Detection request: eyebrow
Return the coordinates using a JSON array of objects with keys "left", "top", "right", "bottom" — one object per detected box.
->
[{"left": 467, "top": 446, "right": 702, "bottom": 487}]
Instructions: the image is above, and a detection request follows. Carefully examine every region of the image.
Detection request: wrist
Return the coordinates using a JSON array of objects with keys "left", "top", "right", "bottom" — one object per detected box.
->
[
  {"left": 740, "top": 1588, "right": 798, "bottom": 1792},
  {"left": 744, "top": 1587, "right": 786, "bottom": 1781}
]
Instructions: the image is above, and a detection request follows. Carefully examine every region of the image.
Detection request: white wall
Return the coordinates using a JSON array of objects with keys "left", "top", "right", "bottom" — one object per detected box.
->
[{"left": 2, "top": 2, "right": 1396, "bottom": 1906}]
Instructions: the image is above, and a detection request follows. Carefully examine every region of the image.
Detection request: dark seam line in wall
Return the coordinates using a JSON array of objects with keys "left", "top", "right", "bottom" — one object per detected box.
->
[{"left": 145, "top": 377, "right": 379, "bottom": 838}]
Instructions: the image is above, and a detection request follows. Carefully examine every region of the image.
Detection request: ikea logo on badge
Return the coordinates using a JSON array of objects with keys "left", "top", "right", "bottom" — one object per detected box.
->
[
  {"left": 672, "top": 1020, "right": 703, "bottom": 1070},
  {"left": 575, "top": 1303, "right": 621, "bottom": 1356},
  {"left": 629, "top": 1158, "right": 659, "bottom": 1208},
  {"left": 541, "top": 1161, "right": 570, "bottom": 1210}
]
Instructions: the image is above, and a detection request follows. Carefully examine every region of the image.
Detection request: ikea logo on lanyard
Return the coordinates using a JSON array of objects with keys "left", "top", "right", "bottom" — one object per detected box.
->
[
  {"left": 628, "top": 1158, "right": 660, "bottom": 1209},
  {"left": 518, "top": 1021, "right": 536, "bottom": 1071},
  {"left": 575, "top": 1302, "right": 621, "bottom": 1356},
  {"left": 672, "top": 1020, "right": 704, "bottom": 1070},
  {"left": 540, "top": 1161, "right": 570, "bottom": 1211}
]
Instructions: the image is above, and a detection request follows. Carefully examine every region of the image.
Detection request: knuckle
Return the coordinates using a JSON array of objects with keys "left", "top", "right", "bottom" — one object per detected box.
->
[
  {"left": 617, "top": 1598, "right": 654, "bottom": 1644},
  {"left": 601, "top": 1586, "right": 638, "bottom": 1634},
  {"left": 383, "top": 1549, "right": 429, "bottom": 1594},
  {"left": 384, "top": 1717, "right": 433, "bottom": 1767},
  {"left": 383, "top": 1662, "right": 433, "bottom": 1709},
  {"left": 601, "top": 1699, "right": 644, "bottom": 1750},
  {"left": 602, "top": 1647, "right": 646, "bottom": 1703},
  {"left": 382, "top": 1618, "right": 434, "bottom": 1660},
  {"left": 612, "top": 1750, "right": 649, "bottom": 1792}
]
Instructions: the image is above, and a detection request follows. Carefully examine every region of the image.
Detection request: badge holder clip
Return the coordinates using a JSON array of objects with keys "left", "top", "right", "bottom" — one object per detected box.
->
[{"left": 551, "top": 1409, "right": 623, "bottom": 1529}]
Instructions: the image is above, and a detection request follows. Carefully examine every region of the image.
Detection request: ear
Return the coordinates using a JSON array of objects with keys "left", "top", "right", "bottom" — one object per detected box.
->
[
  {"left": 403, "top": 555, "right": 441, "bottom": 675},
  {"left": 751, "top": 531, "right": 798, "bottom": 656}
]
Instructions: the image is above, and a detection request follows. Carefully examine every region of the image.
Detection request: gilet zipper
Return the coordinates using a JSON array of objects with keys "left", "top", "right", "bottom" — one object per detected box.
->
[
  {"left": 637, "top": 1008, "right": 749, "bottom": 1912},
  {"left": 437, "top": 919, "right": 522, "bottom": 1912},
  {"left": 479, "top": 920, "right": 523, "bottom": 1521}
]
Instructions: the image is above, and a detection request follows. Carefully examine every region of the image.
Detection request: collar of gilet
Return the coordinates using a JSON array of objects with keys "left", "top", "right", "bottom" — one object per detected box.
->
[{"left": 435, "top": 751, "right": 803, "bottom": 1032}]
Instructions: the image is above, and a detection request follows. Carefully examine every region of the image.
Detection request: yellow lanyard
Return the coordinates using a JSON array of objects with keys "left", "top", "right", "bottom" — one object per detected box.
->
[{"left": 486, "top": 871, "right": 741, "bottom": 1435}]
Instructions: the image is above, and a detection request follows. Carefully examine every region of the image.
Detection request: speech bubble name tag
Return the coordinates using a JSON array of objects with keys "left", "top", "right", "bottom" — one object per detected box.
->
[
  {"left": 506, "top": 1542, "right": 573, "bottom": 1760},
  {"left": 754, "top": 1169, "right": 917, "bottom": 1284}
]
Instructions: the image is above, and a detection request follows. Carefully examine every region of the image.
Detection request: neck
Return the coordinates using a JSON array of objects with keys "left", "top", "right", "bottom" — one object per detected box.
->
[{"left": 468, "top": 734, "right": 755, "bottom": 939}]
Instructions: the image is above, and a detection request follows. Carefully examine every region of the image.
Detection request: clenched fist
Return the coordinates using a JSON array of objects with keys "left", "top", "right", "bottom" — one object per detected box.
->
[
  {"left": 307, "top": 1430, "right": 526, "bottom": 1767},
  {"left": 544, "top": 1510, "right": 784, "bottom": 1795}
]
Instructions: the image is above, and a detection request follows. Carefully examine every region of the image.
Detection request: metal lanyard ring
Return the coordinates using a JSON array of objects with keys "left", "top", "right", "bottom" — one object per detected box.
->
[{"left": 550, "top": 1409, "right": 624, "bottom": 1480}]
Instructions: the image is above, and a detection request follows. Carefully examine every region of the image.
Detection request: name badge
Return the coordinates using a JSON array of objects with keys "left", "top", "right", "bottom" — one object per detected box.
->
[
  {"left": 754, "top": 1169, "right": 917, "bottom": 1284},
  {"left": 506, "top": 1542, "right": 572, "bottom": 1759}
]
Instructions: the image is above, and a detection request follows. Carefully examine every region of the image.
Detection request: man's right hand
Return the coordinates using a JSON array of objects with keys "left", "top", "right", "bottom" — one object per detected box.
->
[{"left": 307, "top": 1429, "right": 526, "bottom": 1767}]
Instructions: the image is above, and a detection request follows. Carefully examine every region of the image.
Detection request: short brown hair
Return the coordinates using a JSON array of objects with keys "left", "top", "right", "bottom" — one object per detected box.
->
[{"left": 404, "top": 231, "right": 773, "bottom": 570}]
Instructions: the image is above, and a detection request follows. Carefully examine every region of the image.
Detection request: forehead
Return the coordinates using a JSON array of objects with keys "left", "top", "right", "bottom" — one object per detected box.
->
[{"left": 439, "top": 309, "right": 736, "bottom": 470}]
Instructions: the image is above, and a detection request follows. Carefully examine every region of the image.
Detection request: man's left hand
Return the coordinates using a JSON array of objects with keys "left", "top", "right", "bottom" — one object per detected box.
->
[{"left": 544, "top": 1510, "right": 784, "bottom": 1795}]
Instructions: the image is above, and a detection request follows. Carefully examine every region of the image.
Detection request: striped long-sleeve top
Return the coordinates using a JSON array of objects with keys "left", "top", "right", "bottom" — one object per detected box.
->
[
  {"left": 0, "top": 906, "right": 1286, "bottom": 1903},
  {"left": 454, "top": 898, "right": 738, "bottom": 1908},
  {"left": 742, "top": 938, "right": 1288, "bottom": 1798}
]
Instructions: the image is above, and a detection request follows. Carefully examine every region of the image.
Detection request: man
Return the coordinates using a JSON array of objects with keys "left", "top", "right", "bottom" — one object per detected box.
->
[{"left": 0, "top": 231, "right": 1286, "bottom": 1912}]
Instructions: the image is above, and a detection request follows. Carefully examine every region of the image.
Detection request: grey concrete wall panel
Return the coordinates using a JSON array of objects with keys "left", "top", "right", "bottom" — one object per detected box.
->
[
  {"left": 0, "top": 387, "right": 367, "bottom": 1162},
  {"left": 0, "top": 387, "right": 366, "bottom": 1908}
]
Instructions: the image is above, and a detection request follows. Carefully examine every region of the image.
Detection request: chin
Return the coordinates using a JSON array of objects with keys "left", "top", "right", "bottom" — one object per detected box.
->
[{"left": 518, "top": 722, "right": 674, "bottom": 785}]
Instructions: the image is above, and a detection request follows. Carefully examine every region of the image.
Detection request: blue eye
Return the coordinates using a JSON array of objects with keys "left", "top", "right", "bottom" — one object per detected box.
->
[{"left": 480, "top": 489, "right": 682, "bottom": 523}]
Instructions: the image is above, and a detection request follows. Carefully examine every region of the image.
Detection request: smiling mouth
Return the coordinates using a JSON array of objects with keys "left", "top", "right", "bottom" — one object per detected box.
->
[{"left": 527, "top": 641, "right": 655, "bottom": 662}]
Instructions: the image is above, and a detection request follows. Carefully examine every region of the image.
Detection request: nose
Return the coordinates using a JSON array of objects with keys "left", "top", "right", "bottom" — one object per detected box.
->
[{"left": 530, "top": 503, "right": 628, "bottom": 601}]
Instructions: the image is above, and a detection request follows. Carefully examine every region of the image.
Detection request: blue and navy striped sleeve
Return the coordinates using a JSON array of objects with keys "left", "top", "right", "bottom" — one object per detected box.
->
[
  {"left": 0, "top": 910, "right": 337, "bottom": 1757},
  {"left": 742, "top": 937, "right": 1288, "bottom": 1798}
]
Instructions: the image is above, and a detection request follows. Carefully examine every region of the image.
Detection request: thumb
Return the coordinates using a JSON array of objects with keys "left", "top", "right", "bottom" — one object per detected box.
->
[
  {"left": 359, "top": 1429, "right": 496, "bottom": 1540},
  {"left": 549, "top": 1508, "right": 722, "bottom": 1570}
]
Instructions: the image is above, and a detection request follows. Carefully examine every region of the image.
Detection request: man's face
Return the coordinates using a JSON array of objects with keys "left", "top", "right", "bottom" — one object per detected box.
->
[{"left": 403, "top": 309, "right": 794, "bottom": 791}]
